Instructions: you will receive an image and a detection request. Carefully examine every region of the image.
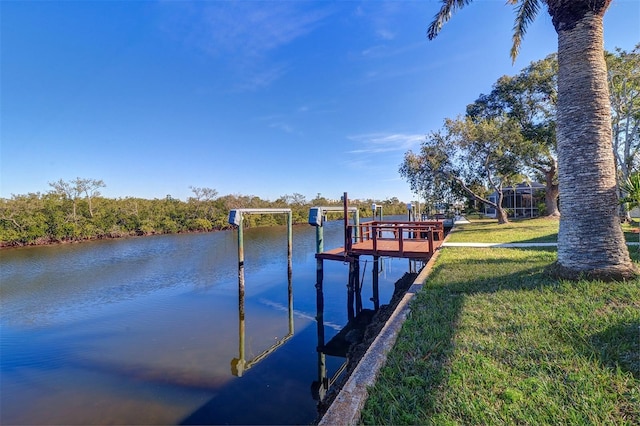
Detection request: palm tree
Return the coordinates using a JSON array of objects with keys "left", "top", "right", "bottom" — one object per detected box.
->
[{"left": 427, "top": 0, "right": 637, "bottom": 280}]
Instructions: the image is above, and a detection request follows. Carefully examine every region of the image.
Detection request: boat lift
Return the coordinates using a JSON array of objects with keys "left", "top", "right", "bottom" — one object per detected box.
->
[{"left": 228, "top": 208, "right": 294, "bottom": 377}]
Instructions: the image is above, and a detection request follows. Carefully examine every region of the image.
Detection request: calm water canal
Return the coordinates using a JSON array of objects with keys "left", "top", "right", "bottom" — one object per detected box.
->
[{"left": 0, "top": 218, "right": 410, "bottom": 425}]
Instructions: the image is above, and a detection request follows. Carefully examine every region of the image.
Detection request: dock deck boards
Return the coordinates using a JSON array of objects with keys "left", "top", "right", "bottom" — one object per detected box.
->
[
  {"left": 352, "top": 239, "right": 441, "bottom": 258},
  {"left": 317, "top": 238, "right": 443, "bottom": 260}
]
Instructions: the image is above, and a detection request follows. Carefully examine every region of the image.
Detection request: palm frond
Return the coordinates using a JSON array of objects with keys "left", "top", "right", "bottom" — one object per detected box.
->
[
  {"left": 427, "top": 0, "right": 474, "bottom": 40},
  {"left": 511, "top": 0, "right": 541, "bottom": 62},
  {"left": 620, "top": 173, "right": 640, "bottom": 209}
]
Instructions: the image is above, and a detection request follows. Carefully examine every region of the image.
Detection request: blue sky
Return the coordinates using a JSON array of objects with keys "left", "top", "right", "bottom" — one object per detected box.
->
[{"left": 2, "top": 1, "right": 638, "bottom": 203}]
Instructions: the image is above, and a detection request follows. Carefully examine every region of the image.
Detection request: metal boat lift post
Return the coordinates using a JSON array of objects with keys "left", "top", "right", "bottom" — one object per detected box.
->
[
  {"left": 308, "top": 200, "right": 361, "bottom": 389},
  {"left": 308, "top": 197, "right": 364, "bottom": 319},
  {"left": 228, "top": 208, "right": 294, "bottom": 377},
  {"left": 371, "top": 203, "right": 384, "bottom": 222}
]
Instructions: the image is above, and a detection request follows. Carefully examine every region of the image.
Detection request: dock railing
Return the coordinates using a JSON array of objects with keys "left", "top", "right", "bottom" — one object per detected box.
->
[{"left": 346, "top": 220, "right": 445, "bottom": 257}]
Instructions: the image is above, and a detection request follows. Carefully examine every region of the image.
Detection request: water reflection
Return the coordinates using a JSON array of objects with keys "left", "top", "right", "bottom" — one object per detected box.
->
[
  {"left": 311, "top": 255, "right": 384, "bottom": 403},
  {"left": 312, "top": 296, "right": 348, "bottom": 402},
  {"left": 312, "top": 302, "right": 377, "bottom": 402},
  {"left": 1, "top": 218, "right": 411, "bottom": 425},
  {"left": 232, "top": 264, "right": 294, "bottom": 377}
]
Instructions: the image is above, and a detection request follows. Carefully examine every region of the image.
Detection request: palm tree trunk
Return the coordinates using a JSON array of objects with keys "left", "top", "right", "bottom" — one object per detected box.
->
[{"left": 554, "top": 9, "right": 636, "bottom": 279}]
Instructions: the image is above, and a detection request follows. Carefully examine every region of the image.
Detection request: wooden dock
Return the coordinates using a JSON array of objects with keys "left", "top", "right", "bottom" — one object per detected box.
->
[
  {"left": 311, "top": 217, "right": 448, "bottom": 400},
  {"left": 316, "top": 220, "right": 445, "bottom": 261}
]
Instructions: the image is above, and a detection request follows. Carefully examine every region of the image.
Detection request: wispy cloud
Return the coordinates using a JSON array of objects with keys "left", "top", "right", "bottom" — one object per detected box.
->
[
  {"left": 341, "top": 158, "right": 371, "bottom": 171},
  {"left": 269, "top": 122, "right": 294, "bottom": 134},
  {"left": 347, "top": 133, "right": 424, "bottom": 154},
  {"left": 236, "top": 63, "right": 289, "bottom": 91},
  {"left": 360, "top": 41, "right": 425, "bottom": 59},
  {"left": 342, "top": 133, "right": 424, "bottom": 174},
  {"left": 158, "top": 1, "right": 333, "bottom": 90},
  {"left": 355, "top": 50, "right": 482, "bottom": 85},
  {"left": 255, "top": 102, "right": 337, "bottom": 134},
  {"left": 197, "top": 2, "right": 331, "bottom": 58},
  {"left": 376, "top": 29, "right": 395, "bottom": 41}
]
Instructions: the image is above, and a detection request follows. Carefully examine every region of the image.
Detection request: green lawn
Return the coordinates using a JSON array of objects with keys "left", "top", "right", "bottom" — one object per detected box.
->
[
  {"left": 360, "top": 222, "right": 640, "bottom": 425},
  {"left": 446, "top": 217, "right": 640, "bottom": 244}
]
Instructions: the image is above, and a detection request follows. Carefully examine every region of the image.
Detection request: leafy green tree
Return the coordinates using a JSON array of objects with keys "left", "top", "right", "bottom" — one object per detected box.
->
[
  {"left": 187, "top": 218, "right": 213, "bottom": 232},
  {"left": 48, "top": 179, "right": 81, "bottom": 225},
  {"left": 46, "top": 177, "right": 105, "bottom": 236},
  {"left": 427, "top": 0, "right": 636, "bottom": 279},
  {"left": 92, "top": 197, "right": 126, "bottom": 237},
  {"left": 311, "top": 193, "right": 330, "bottom": 206},
  {"left": 620, "top": 172, "right": 640, "bottom": 248},
  {"left": 41, "top": 193, "right": 70, "bottom": 241},
  {"left": 0, "top": 193, "right": 48, "bottom": 244},
  {"left": 401, "top": 117, "right": 524, "bottom": 224},
  {"left": 468, "top": 47, "right": 637, "bottom": 219},
  {"left": 277, "top": 193, "right": 307, "bottom": 206},
  {"left": 468, "top": 55, "right": 559, "bottom": 216},
  {"left": 188, "top": 186, "right": 219, "bottom": 221},
  {"left": 607, "top": 44, "right": 640, "bottom": 220},
  {"left": 1, "top": 179, "right": 427, "bottom": 246},
  {"left": 399, "top": 149, "right": 458, "bottom": 217},
  {"left": 77, "top": 178, "right": 105, "bottom": 218}
]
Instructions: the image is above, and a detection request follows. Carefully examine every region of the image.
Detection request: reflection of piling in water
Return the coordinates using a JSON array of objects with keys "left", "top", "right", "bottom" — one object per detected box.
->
[
  {"left": 231, "top": 262, "right": 294, "bottom": 377},
  {"left": 372, "top": 256, "right": 379, "bottom": 310},
  {"left": 310, "top": 193, "right": 374, "bottom": 401},
  {"left": 315, "top": 257, "right": 327, "bottom": 400},
  {"left": 308, "top": 194, "right": 366, "bottom": 324},
  {"left": 231, "top": 315, "right": 293, "bottom": 377},
  {"left": 228, "top": 208, "right": 294, "bottom": 378}
]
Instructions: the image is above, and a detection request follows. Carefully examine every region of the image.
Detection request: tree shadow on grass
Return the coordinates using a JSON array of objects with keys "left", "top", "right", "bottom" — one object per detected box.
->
[
  {"left": 449, "top": 226, "right": 558, "bottom": 244},
  {"left": 362, "top": 256, "right": 552, "bottom": 424},
  {"left": 588, "top": 321, "right": 640, "bottom": 379}
]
